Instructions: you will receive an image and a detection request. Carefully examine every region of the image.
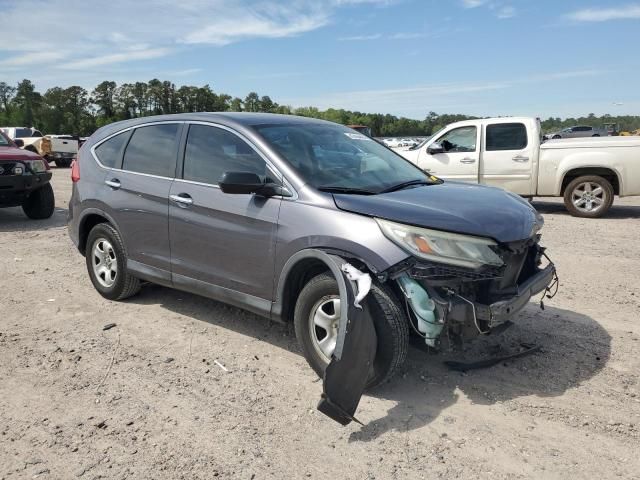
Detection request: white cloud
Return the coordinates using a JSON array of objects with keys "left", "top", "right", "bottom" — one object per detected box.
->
[
  {"left": 0, "top": 51, "right": 68, "bottom": 67},
  {"left": 496, "top": 6, "right": 516, "bottom": 19},
  {"left": 460, "top": 1, "right": 516, "bottom": 19},
  {"left": 566, "top": 4, "right": 640, "bottom": 22},
  {"left": 61, "top": 48, "right": 174, "bottom": 70},
  {"left": 461, "top": 0, "right": 487, "bottom": 8},
  {"left": 0, "top": 0, "right": 396, "bottom": 75},
  {"left": 283, "top": 70, "right": 603, "bottom": 117},
  {"left": 339, "top": 34, "right": 383, "bottom": 41}
]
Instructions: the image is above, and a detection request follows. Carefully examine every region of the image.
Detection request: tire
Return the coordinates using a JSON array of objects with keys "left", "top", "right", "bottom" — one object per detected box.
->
[
  {"left": 294, "top": 273, "right": 409, "bottom": 388},
  {"left": 592, "top": 134, "right": 600, "bottom": 137},
  {"left": 21, "top": 183, "right": 55, "bottom": 219},
  {"left": 552, "top": 135, "right": 562, "bottom": 139},
  {"left": 86, "top": 223, "right": 141, "bottom": 300},
  {"left": 55, "top": 158, "right": 73, "bottom": 168},
  {"left": 563, "top": 175, "right": 614, "bottom": 218}
]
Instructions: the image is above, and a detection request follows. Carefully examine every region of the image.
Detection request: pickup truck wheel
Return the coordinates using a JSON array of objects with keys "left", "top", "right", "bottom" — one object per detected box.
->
[
  {"left": 86, "top": 223, "right": 141, "bottom": 300},
  {"left": 294, "top": 273, "right": 409, "bottom": 388},
  {"left": 54, "top": 159, "right": 73, "bottom": 168},
  {"left": 563, "top": 175, "right": 614, "bottom": 218},
  {"left": 21, "top": 183, "right": 55, "bottom": 219}
]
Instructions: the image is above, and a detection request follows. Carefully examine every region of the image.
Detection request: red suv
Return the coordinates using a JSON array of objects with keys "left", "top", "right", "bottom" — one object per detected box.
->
[{"left": 0, "top": 130, "right": 54, "bottom": 219}]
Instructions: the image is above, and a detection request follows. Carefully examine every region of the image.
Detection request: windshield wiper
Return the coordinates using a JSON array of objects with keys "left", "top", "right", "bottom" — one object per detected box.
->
[
  {"left": 318, "top": 186, "right": 377, "bottom": 195},
  {"left": 379, "top": 180, "right": 432, "bottom": 194}
]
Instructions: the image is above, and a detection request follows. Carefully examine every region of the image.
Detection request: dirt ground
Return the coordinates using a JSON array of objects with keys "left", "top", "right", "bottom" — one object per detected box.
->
[{"left": 1, "top": 168, "right": 639, "bottom": 480}]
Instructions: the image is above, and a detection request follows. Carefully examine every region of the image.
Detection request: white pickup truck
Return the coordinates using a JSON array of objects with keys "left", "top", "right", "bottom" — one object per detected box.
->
[
  {"left": 398, "top": 117, "right": 640, "bottom": 217},
  {"left": 0, "top": 127, "right": 79, "bottom": 168}
]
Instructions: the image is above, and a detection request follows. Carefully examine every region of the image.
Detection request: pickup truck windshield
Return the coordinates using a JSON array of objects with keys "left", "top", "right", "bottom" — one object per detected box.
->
[{"left": 256, "top": 123, "right": 436, "bottom": 194}]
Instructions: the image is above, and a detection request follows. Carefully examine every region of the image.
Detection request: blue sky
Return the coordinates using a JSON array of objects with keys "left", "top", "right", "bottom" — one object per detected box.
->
[{"left": 0, "top": 0, "right": 639, "bottom": 119}]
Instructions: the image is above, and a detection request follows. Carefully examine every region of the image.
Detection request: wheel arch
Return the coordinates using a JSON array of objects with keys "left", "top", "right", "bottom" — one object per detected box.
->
[
  {"left": 271, "top": 249, "right": 376, "bottom": 323},
  {"left": 77, "top": 209, "right": 120, "bottom": 256},
  {"left": 560, "top": 167, "right": 621, "bottom": 196}
]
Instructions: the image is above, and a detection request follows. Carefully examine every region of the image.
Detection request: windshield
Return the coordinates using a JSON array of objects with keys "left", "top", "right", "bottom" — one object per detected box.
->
[
  {"left": 0, "top": 132, "right": 10, "bottom": 146},
  {"left": 15, "top": 128, "right": 34, "bottom": 138},
  {"left": 255, "top": 123, "right": 436, "bottom": 193}
]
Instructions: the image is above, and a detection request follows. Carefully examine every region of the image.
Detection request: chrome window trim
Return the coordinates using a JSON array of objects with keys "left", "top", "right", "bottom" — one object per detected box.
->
[
  {"left": 90, "top": 120, "right": 183, "bottom": 179},
  {"left": 89, "top": 119, "right": 298, "bottom": 199}
]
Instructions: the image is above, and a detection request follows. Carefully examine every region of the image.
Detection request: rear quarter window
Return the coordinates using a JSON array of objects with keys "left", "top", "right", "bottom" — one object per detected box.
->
[
  {"left": 486, "top": 123, "right": 528, "bottom": 151},
  {"left": 94, "top": 131, "right": 130, "bottom": 168},
  {"left": 122, "top": 124, "right": 180, "bottom": 177}
]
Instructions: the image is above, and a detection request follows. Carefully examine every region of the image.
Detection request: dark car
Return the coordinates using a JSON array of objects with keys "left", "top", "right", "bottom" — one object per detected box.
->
[
  {"left": 68, "top": 113, "right": 555, "bottom": 424},
  {"left": 0, "top": 130, "right": 54, "bottom": 219}
]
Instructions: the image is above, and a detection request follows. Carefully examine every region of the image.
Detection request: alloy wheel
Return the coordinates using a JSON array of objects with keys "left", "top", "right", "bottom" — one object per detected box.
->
[
  {"left": 92, "top": 238, "right": 118, "bottom": 288},
  {"left": 571, "top": 181, "right": 607, "bottom": 214}
]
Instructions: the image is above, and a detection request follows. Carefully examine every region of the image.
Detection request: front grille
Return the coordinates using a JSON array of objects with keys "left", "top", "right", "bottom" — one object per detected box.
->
[
  {"left": 409, "top": 263, "right": 504, "bottom": 281},
  {"left": 0, "top": 162, "right": 19, "bottom": 176}
]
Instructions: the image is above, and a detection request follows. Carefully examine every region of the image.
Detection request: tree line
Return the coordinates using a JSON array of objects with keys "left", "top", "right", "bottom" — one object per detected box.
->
[{"left": 1, "top": 78, "right": 639, "bottom": 137}]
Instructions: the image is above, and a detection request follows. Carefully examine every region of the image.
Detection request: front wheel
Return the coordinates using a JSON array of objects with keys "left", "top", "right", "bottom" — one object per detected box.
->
[
  {"left": 22, "top": 183, "right": 55, "bottom": 219},
  {"left": 294, "top": 273, "right": 409, "bottom": 388},
  {"left": 86, "top": 223, "right": 140, "bottom": 300},
  {"left": 563, "top": 175, "right": 614, "bottom": 218}
]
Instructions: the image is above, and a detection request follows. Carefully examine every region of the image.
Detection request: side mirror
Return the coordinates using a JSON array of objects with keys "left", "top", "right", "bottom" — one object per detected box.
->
[
  {"left": 14, "top": 139, "right": 24, "bottom": 148},
  {"left": 427, "top": 142, "right": 444, "bottom": 155},
  {"left": 218, "top": 171, "right": 291, "bottom": 197}
]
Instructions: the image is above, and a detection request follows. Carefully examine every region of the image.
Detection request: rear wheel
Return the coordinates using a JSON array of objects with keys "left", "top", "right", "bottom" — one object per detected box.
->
[
  {"left": 294, "top": 273, "right": 409, "bottom": 388},
  {"left": 563, "top": 175, "right": 614, "bottom": 218},
  {"left": 22, "top": 183, "right": 55, "bottom": 219},
  {"left": 592, "top": 134, "right": 601, "bottom": 137},
  {"left": 86, "top": 223, "right": 140, "bottom": 300}
]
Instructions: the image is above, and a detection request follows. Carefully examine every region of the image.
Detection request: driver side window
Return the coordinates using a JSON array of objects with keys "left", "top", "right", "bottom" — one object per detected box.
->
[{"left": 436, "top": 126, "right": 477, "bottom": 153}]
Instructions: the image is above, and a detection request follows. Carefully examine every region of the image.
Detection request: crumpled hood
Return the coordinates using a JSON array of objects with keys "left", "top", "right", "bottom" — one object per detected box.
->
[
  {"left": 333, "top": 182, "right": 542, "bottom": 243},
  {"left": 0, "top": 146, "right": 42, "bottom": 161}
]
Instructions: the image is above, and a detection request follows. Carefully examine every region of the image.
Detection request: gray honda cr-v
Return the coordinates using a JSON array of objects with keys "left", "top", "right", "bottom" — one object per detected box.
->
[{"left": 68, "top": 113, "right": 556, "bottom": 424}]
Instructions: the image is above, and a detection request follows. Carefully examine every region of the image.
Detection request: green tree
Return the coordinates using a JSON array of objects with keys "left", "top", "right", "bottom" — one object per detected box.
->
[
  {"left": 244, "top": 92, "right": 260, "bottom": 112},
  {"left": 91, "top": 81, "right": 117, "bottom": 118}
]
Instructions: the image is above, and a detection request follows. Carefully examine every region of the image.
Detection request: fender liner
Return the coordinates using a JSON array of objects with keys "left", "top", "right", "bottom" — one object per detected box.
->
[{"left": 317, "top": 254, "right": 377, "bottom": 425}]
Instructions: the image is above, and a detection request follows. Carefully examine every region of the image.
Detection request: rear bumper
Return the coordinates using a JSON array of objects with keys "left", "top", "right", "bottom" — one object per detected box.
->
[
  {"left": 463, "top": 264, "right": 556, "bottom": 327},
  {"left": 0, "top": 172, "right": 51, "bottom": 207}
]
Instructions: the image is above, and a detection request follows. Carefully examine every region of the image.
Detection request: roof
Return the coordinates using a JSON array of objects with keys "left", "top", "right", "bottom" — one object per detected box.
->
[{"left": 92, "top": 112, "right": 335, "bottom": 143}]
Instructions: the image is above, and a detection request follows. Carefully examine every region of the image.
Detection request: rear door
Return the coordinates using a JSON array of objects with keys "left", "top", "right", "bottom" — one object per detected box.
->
[
  {"left": 168, "top": 123, "right": 282, "bottom": 300},
  {"left": 480, "top": 121, "right": 535, "bottom": 195},
  {"left": 417, "top": 125, "right": 480, "bottom": 182},
  {"left": 99, "top": 122, "right": 181, "bottom": 278}
]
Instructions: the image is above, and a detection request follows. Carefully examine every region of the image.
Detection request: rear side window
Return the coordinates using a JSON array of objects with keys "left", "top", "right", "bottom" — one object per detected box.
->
[
  {"left": 123, "top": 124, "right": 179, "bottom": 177},
  {"left": 183, "top": 125, "right": 267, "bottom": 185},
  {"left": 486, "top": 123, "right": 528, "bottom": 151},
  {"left": 94, "top": 131, "right": 129, "bottom": 168}
]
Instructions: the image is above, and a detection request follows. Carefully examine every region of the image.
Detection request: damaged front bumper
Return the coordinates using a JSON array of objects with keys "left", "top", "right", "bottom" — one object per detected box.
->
[{"left": 472, "top": 263, "right": 556, "bottom": 328}]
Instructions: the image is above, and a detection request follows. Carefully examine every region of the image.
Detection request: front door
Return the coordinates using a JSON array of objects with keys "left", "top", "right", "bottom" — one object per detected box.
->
[
  {"left": 169, "top": 123, "right": 282, "bottom": 300},
  {"left": 417, "top": 125, "right": 479, "bottom": 182},
  {"left": 480, "top": 122, "right": 535, "bottom": 195}
]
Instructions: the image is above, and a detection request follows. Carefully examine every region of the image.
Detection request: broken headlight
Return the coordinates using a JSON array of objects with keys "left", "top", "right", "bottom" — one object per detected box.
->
[{"left": 376, "top": 218, "right": 504, "bottom": 269}]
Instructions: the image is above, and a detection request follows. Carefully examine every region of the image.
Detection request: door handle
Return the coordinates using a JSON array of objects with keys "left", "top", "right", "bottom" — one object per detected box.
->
[
  {"left": 512, "top": 155, "right": 529, "bottom": 162},
  {"left": 105, "top": 179, "right": 121, "bottom": 189},
  {"left": 170, "top": 193, "right": 193, "bottom": 206},
  {"left": 460, "top": 157, "right": 476, "bottom": 164}
]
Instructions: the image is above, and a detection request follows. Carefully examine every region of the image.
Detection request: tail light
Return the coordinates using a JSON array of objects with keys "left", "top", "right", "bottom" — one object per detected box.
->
[{"left": 71, "top": 157, "right": 80, "bottom": 182}]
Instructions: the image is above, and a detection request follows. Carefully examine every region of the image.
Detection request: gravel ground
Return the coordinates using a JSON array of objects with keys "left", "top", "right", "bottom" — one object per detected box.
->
[{"left": 1, "top": 168, "right": 639, "bottom": 479}]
